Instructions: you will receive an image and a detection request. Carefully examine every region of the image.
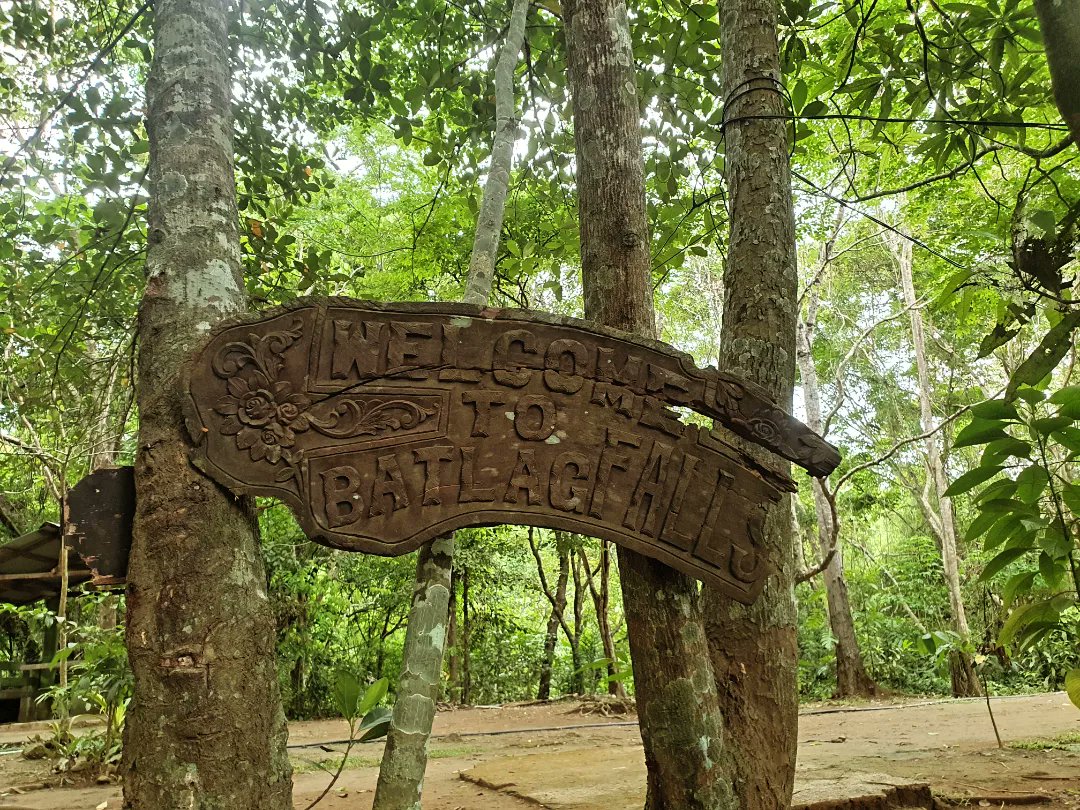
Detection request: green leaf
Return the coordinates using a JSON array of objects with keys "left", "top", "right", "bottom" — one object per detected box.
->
[
  {"left": 981, "top": 437, "right": 1031, "bottom": 464},
  {"left": 979, "top": 546, "right": 1029, "bottom": 581},
  {"left": 1062, "top": 483, "right": 1080, "bottom": 516},
  {"left": 964, "top": 509, "right": 1003, "bottom": 542},
  {"left": 357, "top": 676, "right": 389, "bottom": 716},
  {"left": 944, "top": 465, "right": 1003, "bottom": 496},
  {"left": 1053, "top": 426, "right": 1080, "bottom": 454},
  {"left": 970, "top": 399, "right": 1019, "bottom": 421},
  {"left": 1038, "top": 552, "right": 1062, "bottom": 589},
  {"left": 982, "top": 516, "right": 1021, "bottom": 551},
  {"left": 1066, "top": 670, "right": 1080, "bottom": 711},
  {"left": 1029, "top": 209, "right": 1057, "bottom": 237},
  {"left": 954, "top": 418, "right": 1012, "bottom": 448},
  {"left": 1002, "top": 571, "right": 1036, "bottom": 606},
  {"left": 333, "top": 671, "right": 362, "bottom": 721},
  {"left": 358, "top": 706, "right": 392, "bottom": 741},
  {"left": 1049, "top": 385, "right": 1080, "bottom": 406},
  {"left": 1015, "top": 465, "right": 1049, "bottom": 503},
  {"left": 1014, "top": 387, "right": 1046, "bottom": 404},
  {"left": 1033, "top": 416, "right": 1073, "bottom": 435}
]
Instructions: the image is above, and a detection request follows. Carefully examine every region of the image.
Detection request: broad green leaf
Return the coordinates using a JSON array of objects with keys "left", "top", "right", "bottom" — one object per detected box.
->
[
  {"left": 1015, "top": 465, "right": 1049, "bottom": 503},
  {"left": 1032, "top": 416, "right": 1073, "bottom": 435},
  {"left": 1002, "top": 571, "right": 1036, "bottom": 606},
  {"left": 964, "top": 509, "right": 1003, "bottom": 542},
  {"left": 1038, "top": 552, "right": 1062, "bottom": 589},
  {"left": 1062, "top": 483, "right": 1080, "bottom": 516},
  {"left": 1053, "top": 427, "right": 1080, "bottom": 454},
  {"left": 970, "top": 399, "right": 1019, "bottom": 421},
  {"left": 357, "top": 676, "right": 389, "bottom": 716},
  {"left": 981, "top": 437, "right": 1031, "bottom": 464},
  {"left": 1049, "top": 386, "right": 1080, "bottom": 406},
  {"left": 333, "top": 670, "right": 362, "bottom": 721},
  {"left": 944, "top": 465, "right": 1003, "bottom": 496},
  {"left": 982, "top": 516, "right": 1020, "bottom": 551},
  {"left": 1066, "top": 670, "right": 1080, "bottom": 711},
  {"left": 979, "top": 546, "right": 1029, "bottom": 581},
  {"left": 358, "top": 706, "right": 393, "bottom": 741},
  {"left": 954, "top": 418, "right": 1012, "bottom": 448}
]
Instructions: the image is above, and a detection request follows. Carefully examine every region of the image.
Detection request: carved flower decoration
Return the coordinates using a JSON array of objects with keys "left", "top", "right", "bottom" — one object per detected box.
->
[
  {"left": 748, "top": 416, "right": 781, "bottom": 445},
  {"left": 215, "top": 372, "right": 312, "bottom": 463}
]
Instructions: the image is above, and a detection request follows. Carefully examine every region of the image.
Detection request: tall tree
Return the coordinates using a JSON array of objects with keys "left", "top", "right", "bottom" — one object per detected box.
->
[
  {"left": 372, "top": 0, "right": 529, "bottom": 806},
  {"left": 1033, "top": 0, "right": 1080, "bottom": 150},
  {"left": 701, "top": 0, "right": 801, "bottom": 805},
  {"left": 122, "top": 1, "right": 292, "bottom": 807},
  {"left": 564, "top": 0, "right": 735, "bottom": 806},
  {"left": 892, "top": 235, "right": 980, "bottom": 697},
  {"left": 796, "top": 282, "right": 877, "bottom": 698}
]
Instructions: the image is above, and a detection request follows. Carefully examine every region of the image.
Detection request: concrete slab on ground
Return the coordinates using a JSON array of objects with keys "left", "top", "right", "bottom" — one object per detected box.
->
[{"left": 460, "top": 747, "right": 933, "bottom": 809}]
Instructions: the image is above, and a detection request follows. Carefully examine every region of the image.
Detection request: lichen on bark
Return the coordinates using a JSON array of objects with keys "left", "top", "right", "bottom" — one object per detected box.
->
[
  {"left": 122, "top": 2, "right": 292, "bottom": 808},
  {"left": 564, "top": 0, "right": 737, "bottom": 806}
]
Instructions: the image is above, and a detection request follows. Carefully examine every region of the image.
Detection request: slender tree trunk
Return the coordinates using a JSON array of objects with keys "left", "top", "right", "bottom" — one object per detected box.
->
[
  {"left": 1033, "top": 0, "right": 1080, "bottom": 149},
  {"left": 536, "top": 543, "right": 570, "bottom": 701},
  {"left": 796, "top": 292, "right": 877, "bottom": 698},
  {"left": 569, "top": 549, "right": 586, "bottom": 694},
  {"left": 580, "top": 544, "right": 625, "bottom": 697},
  {"left": 894, "top": 238, "right": 981, "bottom": 698},
  {"left": 564, "top": 1, "right": 736, "bottom": 805},
  {"left": 122, "top": 1, "right": 292, "bottom": 807},
  {"left": 448, "top": 568, "right": 460, "bottom": 702},
  {"left": 701, "top": 0, "right": 801, "bottom": 805},
  {"left": 462, "top": 566, "right": 472, "bottom": 704},
  {"left": 373, "top": 1, "right": 528, "bottom": 805}
]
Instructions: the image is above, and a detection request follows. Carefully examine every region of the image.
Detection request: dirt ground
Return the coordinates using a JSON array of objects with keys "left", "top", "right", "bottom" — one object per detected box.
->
[{"left": 1, "top": 692, "right": 1078, "bottom": 809}]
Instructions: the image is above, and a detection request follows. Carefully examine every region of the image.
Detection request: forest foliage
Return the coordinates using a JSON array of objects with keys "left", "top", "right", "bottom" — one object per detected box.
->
[{"left": 0, "top": 0, "right": 1078, "bottom": 734}]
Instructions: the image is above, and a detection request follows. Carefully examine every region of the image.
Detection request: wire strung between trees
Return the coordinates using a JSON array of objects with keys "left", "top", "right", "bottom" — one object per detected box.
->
[{"left": 720, "top": 76, "right": 980, "bottom": 274}]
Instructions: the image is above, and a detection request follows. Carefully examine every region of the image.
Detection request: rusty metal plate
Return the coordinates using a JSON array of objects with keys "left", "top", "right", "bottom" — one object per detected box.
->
[
  {"left": 184, "top": 299, "right": 840, "bottom": 604},
  {"left": 65, "top": 466, "right": 135, "bottom": 585}
]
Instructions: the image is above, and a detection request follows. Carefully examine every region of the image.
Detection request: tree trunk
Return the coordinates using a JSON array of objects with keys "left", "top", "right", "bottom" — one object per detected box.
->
[
  {"left": 1033, "top": 0, "right": 1080, "bottom": 149},
  {"left": 535, "top": 536, "right": 570, "bottom": 701},
  {"left": 462, "top": 565, "right": 472, "bottom": 704},
  {"left": 373, "top": 1, "right": 528, "bottom": 804},
  {"left": 796, "top": 292, "right": 877, "bottom": 698},
  {"left": 122, "top": 1, "right": 292, "bottom": 807},
  {"left": 701, "top": 0, "right": 801, "bottom": 805},
  {"left": 372, "top": 536, "right": 455, "bottom": 809},
  {"left": 894, "top": 237, "right": 981, "bottom": 698},
  {"left": 448, "top": 567, "right": 460, "bottom": 702},
  {"left": 564, "top": 0, "right": 736, "bottom": 805},
  {"left": 569, "top": 548, "right": 586, "bottom": 694},
  {"left": 580, "top": 543, "right": 626, "bottom": 697}
]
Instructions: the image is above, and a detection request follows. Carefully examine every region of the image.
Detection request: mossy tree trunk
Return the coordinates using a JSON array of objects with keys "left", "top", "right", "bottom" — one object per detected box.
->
[
  {"left": 372, "top": 1, "right": 530, "bottom": 806},
  {"left": 122, "top": 1, "right": 292, "bottom": 807},
  {"left": 700, "top": 0, "right": 801, "bottom": 805},
  {"left": 564, "top": 0, "right": 736, "bottom": 805}
]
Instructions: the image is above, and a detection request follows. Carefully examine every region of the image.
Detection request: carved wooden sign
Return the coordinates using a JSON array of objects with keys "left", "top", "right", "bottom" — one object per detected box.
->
[{"left": 184, "top": 299, "right": 840, "bottom": 604}]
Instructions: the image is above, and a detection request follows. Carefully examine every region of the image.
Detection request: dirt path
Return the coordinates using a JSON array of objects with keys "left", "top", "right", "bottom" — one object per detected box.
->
[{"left": 1, "top": 693, "right": 1078, "bottom": 809}]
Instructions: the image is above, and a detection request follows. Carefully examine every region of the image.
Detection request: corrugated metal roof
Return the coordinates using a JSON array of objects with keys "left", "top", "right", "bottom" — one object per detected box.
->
[{"left": 0, "top": 523, "right": 93, "bottom": 606}]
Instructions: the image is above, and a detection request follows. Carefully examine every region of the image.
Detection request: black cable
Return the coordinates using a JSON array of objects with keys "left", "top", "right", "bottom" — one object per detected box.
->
[{"left": 792, "top": 169, "right": 973, "bottom": 272}]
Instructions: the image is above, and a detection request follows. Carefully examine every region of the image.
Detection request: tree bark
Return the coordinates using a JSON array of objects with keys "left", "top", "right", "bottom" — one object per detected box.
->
[
  {"left": 447, "top": 568, "right": 460, "bottom": 701},
  {"left": 796, "top": 292, "right": 877, "bottom": 698},
  {"left": 701, "top": 0, "right": 801, "bottom": 805},
  {"left": 372, "top": 535, "right": 455, "bottom": 809},
  {"left": 122, "top": 1, "right": 292, "bottom": 807},
  {"left": 373, "top": 1, "right": 529, "bottom": 804},
  {"left": 894, "top": 237, "right": 981, "bottom": 698},
  {"left": 532, "top": 531, "right": 570, "bottom": 701},
  {"left": 579, "top": 543, "right": 625, "bottom": 697},
  {"left": 564, "top": 0, "right": 736, "bottom": 805},
  {"left": 1033, "top": 0, "right": 1080, "bottom": 150}
]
